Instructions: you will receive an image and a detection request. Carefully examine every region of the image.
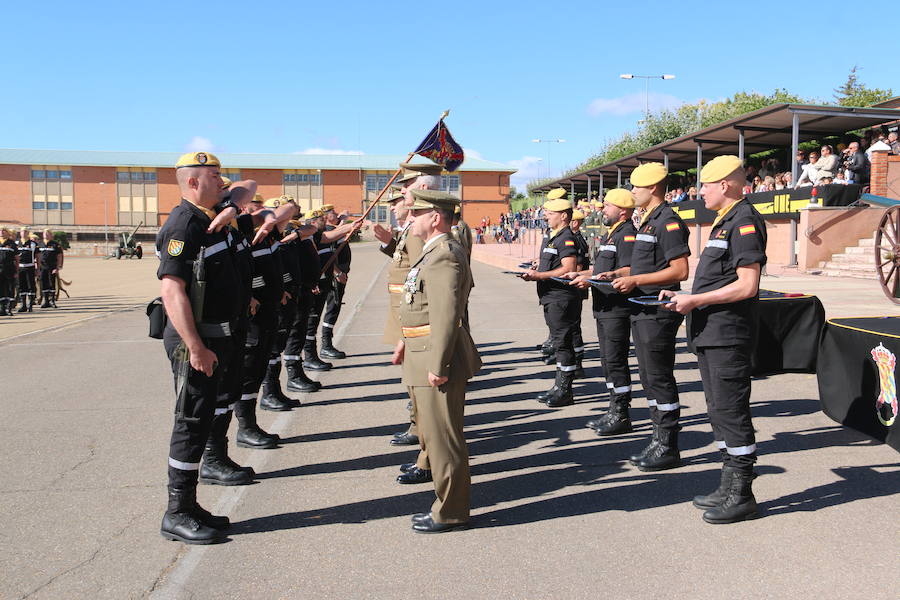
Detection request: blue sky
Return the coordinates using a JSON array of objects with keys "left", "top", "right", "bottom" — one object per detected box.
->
[{"left": 1, "top": 0, "right": 896, "bottom": 191}]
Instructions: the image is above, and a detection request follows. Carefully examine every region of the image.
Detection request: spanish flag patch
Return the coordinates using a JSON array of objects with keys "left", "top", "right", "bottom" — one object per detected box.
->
[
  {"left": 623, "top": 235, "right": 635, "bottom": 242},
  {"left": 665, "top": 222, "right": 679, "bottom": 232},
  {"left": 564, "top": 240, "right": 575, "bottom": 246},
  {"left": 739, "top": 224, "right": 756, "bottom": 236}
]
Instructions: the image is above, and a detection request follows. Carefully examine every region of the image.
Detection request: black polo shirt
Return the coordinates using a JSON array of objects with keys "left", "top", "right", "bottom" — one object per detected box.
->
[
  {"left": 298, "top": 236, "right": 321, "bottom": 288},
  {"left": 17, "top": 239, "right": 38, "bottom": 267},
  {"left": 573, "top": 230, "right": 590, "bottom": 270},
  {"left": 37, "top": 239, "right": 62, "bottom": 270},
  {"left": 630, "top": 202, "right": 690, "bottom": 296},
  {"left": 688, "top": 199, "right": 767, "bottom": 348},
  {"left": 230, "top": 215, "right": 254, "bottom": 310},
  {"left": 537, "top": 225, "right": 580, "bottom": 304},
  {"left": 247, "top": 227, "right": 284, "bottom": 305},
  {"left": 273, "top": 233, "right": 300, "bottom": 291},
  {"left": 591, "top": 220, "right": 637, "bottom": 317},
  {"left": 0, "top": 238, "right": 17, "bottom": 272},
  {"left": 313, "top": 230, "right": 334, "bottom": 288},
  {"left": 156, "top": 198, "right": 242, "bottom": 323}
]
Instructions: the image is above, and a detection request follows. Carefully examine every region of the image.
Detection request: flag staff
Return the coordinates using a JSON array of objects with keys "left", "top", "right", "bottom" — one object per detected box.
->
[{"left": 319, "top": 109, "right": 454, "bottom": 276}]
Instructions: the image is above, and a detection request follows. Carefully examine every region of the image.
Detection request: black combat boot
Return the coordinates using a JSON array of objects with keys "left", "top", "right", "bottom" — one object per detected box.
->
[
  {"left": 40, "top": 291, "right": 51, "bottom": 308},
  {"left": 234, "top": 399, "right": 279, "bottom": 449},
  {"left": 183, "top": 484, "right": 230, "bottom": 529},
  {"left": 538, "top": 338, "right": 553, "bottom": 354},
  {"left": 636, "top": 427, "right": 682, "bottom": 472},
  {"left": 0, "top": 299, "right": 9, "bottom": 316},
  {"left": 17, "top": 295, "right": 28, "bottom": 312},
  {"left": 535, "top": 369, "right": 561, "bottom": 403},
  {"left": 629, "top": 424, "right": 659, "bottom": 465},
  {"left": 545, "top": 369, "right": 576, "bottom": 407},
  {"left": 160, "top": 485, "right": 224, "bottom": 544},
  {"left": 702, "top": 468, "right": 759, "bottom": 524},
  {"left": 285, "top": 360, "right": 321, "bottom": 393},
  {"left": 199, "top": 413, "right": 255, "bottom": 485},
  {"left": 49, "top": 290, "right": 57, "bottom": 308},
  {"left": 693, "top": 450, "right": 730, "bottom": 509},
  {"left": 319, "top": 329, "right": 346, "bottom": 359},
  {"left": 303, "top": 338, "right": 333, "bottom": 371},
  {"left": 260, "top": 362, "right": 293, "bottom": 411},
  {"left": 594, "top": 396, "right": 633, "bottom": 436}
]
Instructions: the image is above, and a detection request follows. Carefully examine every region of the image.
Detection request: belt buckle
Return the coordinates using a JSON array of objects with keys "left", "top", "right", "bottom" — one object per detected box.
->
[{"left": 222, "top": 322, "right": 231, "bottom": 336}]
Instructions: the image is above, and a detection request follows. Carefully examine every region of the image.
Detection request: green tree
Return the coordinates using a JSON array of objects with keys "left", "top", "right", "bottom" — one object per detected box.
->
[{"left": 833, "top": 66, "right": 894, "bottom": 107}]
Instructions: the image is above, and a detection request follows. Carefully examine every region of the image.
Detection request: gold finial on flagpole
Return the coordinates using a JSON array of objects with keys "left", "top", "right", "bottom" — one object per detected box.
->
[{"left": 440, "top": 110, "right": 450, "bottom": 121}]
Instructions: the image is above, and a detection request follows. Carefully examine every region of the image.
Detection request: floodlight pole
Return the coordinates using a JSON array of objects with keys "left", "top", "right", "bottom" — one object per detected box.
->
[
  {"left": 619, "top": 73, "right": 676, "bottom": 122},
  {"left": 532, "top": 138, "right": 566, "bottom": 180}
]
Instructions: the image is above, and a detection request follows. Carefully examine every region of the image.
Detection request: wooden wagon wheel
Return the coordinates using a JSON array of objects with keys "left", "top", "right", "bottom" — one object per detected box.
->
[{"left": 875, "top": 205, "right": 900, "bottom": 304}]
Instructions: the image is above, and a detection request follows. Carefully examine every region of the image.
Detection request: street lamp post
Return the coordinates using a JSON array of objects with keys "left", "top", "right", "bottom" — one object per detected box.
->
[
  {"left": 531, "top": 138, "right": 566, "bottom": 181},
  {"left": 99, "top": 181, "right": 108, "bottom": 255},
  {"left": 619, "top": 73, "right": 676, "bottom": 122}
]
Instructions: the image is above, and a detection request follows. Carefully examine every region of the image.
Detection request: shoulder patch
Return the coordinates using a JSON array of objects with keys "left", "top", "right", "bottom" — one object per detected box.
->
[
  {"left": 623, "top": 235, "right": 635, "bottom": 242},
  {"left": 739, "top": 224, "right": 756, "bottom": 236},
  {"left": 167, "top": 239, "right": 185, "bottom": 256},
  {"left": 564, "top": 240, "right": 575, "bottom": 246},
  {"left": 665, "top": 222, "right": 680, "bottom": 232}
]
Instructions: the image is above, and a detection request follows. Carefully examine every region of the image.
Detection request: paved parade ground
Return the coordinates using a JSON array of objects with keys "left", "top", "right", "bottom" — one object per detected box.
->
[{"left": 2, "top": 243, "right": 898, "bottom": 599}]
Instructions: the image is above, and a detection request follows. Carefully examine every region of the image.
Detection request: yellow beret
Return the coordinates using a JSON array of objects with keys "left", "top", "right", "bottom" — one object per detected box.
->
[
  {"left": 175, "top": 151, "right": 221, "bottom": 168},
  {"left": 319, "top": 204, "right": 334, "bottom": 213},
  {"left": 305, "top": 209, "right": 323, "bottom": 220},
  {"left": 605, "top": 188, "right": 635, "bottom": 209},
  {"left": 250, "top": 194, "right": 264, "bottom": 204},
  {"left": 263, "top": 197, "right": 282, "bottom": 208},
  {"left": 571, "top": 209, "right": 585, "bottom": 221},
  {"left": 220, "top": 176, "right": 232, "bottom": 190},
  {"left": 543, "top": 198, "right": 573, "bottom": 212},
  {"left": 546, "top": 188, "right": 567, "bottom": 201},
  {"left": 700, "top": 155, "right": 744, "bottom": 183},
  {"left": 630, "top": 162, "right": 667, "bottom": 187},
  {"left": 454, "top": 205, "right": 461, "bottom": 215}
]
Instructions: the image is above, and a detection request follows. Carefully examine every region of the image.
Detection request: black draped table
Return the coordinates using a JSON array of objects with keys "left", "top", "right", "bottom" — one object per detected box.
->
[
  {"left": 753, "top": 289, "right": 825, "bottom": 376},
  {"left": 817, "top": 317, "right": 900, "bottom": 451}
]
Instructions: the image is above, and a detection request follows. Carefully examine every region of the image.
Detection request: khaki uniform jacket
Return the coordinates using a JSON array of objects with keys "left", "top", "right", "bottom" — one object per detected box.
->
[
  {"left": 381, "top": 223, "right": 425, "bottom": 344},
  {"left": 451, "top": 219, "right": 473, "bottom": 261},
  {"left": 399, "top": 235, "right": 481, "bottom": 386}
]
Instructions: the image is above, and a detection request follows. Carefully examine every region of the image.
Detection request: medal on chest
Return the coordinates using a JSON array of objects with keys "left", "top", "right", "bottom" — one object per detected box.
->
[{"left": 404, "top": 268, "right": 419, "bottom": 304}]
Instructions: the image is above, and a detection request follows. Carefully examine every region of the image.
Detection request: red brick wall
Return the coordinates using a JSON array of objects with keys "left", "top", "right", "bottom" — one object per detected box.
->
[
  {"left": 241, "top": 169, "right": 283, "bottom": 200},
  {"left": 72, "top": 166, "right": 117, "bottom": 226},
  {"left": 157, "top": 168, "right": 181, "bottom": 225},
  {"left": 324, "top": 170, "right": 363, "bottom": 214},
  {"left": 0, "top": 164, "right": 32, "bottom": 225},
  {"left": 461, "top": 172, "right": 510, "bottom": 223},
  {"left": 870, "top": 150, "right": 890, "bottom": 196}
]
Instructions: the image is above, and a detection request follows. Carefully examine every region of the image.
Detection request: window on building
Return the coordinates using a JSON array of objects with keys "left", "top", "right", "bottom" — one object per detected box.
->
[
  {"left": 221, "top": 170, "right": 240, "bottom": 183},
  {"left": 282, "top": 169, "right": 323, "bottom": 212},
  {"left": 31, "top": 165, "right": 74, "bottom": 226},
  {"left": 441, "top": 175, "right": 460, "bottom": 193},
  {"left": 116, "top": 168, "right": 158, "bottom": 227}
]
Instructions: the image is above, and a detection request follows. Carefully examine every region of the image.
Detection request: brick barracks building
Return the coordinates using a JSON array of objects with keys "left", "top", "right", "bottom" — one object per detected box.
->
[{"left": 0, "top": 149, "right": 516, "bottom": 255}]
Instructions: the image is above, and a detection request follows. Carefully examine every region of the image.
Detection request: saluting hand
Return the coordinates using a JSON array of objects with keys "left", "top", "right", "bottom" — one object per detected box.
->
[
  {"left": 252, "top": 213, "right": 278, "bottom": 245},
  {"left": 207, "top": 206, "right": 237, "bottom": 233},
  {"left": 373, "top": 223, "right": 392, "bottom": 244}
]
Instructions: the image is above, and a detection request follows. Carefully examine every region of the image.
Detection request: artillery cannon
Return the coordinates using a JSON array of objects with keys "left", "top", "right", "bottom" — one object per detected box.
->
[{"left": 114, "top": 221, "right": 144, "bottom": 259}]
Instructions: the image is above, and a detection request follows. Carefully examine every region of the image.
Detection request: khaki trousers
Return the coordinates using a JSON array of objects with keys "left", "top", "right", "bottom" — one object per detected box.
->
[{"left": 408, "top": 378, "right": 470, "bottom": 523}]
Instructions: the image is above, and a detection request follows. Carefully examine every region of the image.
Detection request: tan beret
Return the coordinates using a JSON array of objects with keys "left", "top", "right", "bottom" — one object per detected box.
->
[
  {"left": 546, "top": 188, "right": 567, "bottom": 201},
  {"left": 700, "top": 155, "right": 744, "bottom": 183},
  {"left": 630, "top": 162, "right": 668, "bottom": 187},
  {"left": 543, "top": 198, "right": 573, "bottom": 212},
  {"left": 571, "top": 209, "right": 585, "bottom": 221},
  {"left": 176, "top": 151, "right": 221, "bottom": 168},
  {"left": 605, "top": 188, "right": 635, "bottom": 209}
]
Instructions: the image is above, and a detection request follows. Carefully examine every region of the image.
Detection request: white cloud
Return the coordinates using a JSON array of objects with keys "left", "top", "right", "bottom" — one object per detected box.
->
[
  {"left": 587, "top": 92, "right": 684, "bottom": 117},
  {"left": 185, "top": 136, "right": 216, "bottom": 152},
  {"left": 463, "top": 147, "right": 483, "bottom": 160},
  {"left": 507, "top": 155, "right": 545, "bottom": 192},
  {"left": 294, "top": 148, "right": 364, "bottom": 155}
]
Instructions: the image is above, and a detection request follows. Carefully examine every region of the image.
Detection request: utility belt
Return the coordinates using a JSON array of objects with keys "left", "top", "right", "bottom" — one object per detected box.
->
[{"left": 196, "top": 321, "right": 234, "bottom": 338}]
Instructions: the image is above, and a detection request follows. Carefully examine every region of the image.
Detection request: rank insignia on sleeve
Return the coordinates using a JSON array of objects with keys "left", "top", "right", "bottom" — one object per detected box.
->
[
  {"left": 717, "top": 229, "right": 728, "bottom": 239},
  {"left": 564, "top": 240, "right": 575, "bottom": 246},
  {"left": 739, "top": 224, "right": 756, "bottom": 236},
  {"left": 167, "top": 239, "right": 185, "bottom": 256},
  {"left": 665, "top": 222, "right": 680, "bottom": 232},
  {"left": 623, "top": 235, "right": 635, "bottom": 242}
]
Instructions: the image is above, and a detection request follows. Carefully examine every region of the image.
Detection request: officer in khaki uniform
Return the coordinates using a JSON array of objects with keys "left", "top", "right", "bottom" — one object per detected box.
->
[
  {"left": 451, "top": 205, "right": 473, "bottom": 260},
  {"left": 373, "top": 163, "right": 443, "bottom": 451},
  {"left": 394, "top": 188, "right": 481, "bottom": 533}
]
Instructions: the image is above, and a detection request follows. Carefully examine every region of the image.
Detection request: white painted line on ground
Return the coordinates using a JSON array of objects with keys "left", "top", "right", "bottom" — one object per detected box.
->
[
  {"left": 150, "top": 255, "right": 389, "bottom": 600},
  {"left": 0, "top": 303, "right": 145, "bottom": 345}
]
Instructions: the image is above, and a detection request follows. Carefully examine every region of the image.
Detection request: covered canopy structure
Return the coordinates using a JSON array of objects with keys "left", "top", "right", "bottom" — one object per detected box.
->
[{"left": 530, "top": 103, "right": 900, "bottom": 198}]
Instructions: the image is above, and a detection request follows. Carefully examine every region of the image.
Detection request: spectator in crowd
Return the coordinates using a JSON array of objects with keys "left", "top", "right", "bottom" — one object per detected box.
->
[
  {"left": 889, "top": 131, "right": 900, "bottom": 154},
  {"left": 842, "top": 142, "right": 868, "bottom": 184},
  {"left": 762, "top": 176, "right": 776, "bottom": 192},
  {"left": 750, "top": 175, "right": 763, "bottom": 193},
  {"left": 813, "top": 145, "right": 839, "bottom": 183},
  {"left": 833, "top": 169, "right": 849, "bottom": 185},
  {"left": 687, "top": 186, "right": 697, "bottom": 201},
  {"left": 796, "top": 150, "right": 820, "bottom": 186}
]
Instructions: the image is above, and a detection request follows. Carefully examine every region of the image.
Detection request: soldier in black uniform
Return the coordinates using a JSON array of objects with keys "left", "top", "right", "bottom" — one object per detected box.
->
[
  {"left": 0, "top": 227, "right": 18, "bottom": 316},
  {"left": 567, "top": 189, "right": 637, "bottom": 435},
  {"left": 320, "top": 204, "right": 351, "bottom": 359},
  {"left": 611, "top": 163, "right": 690, "bottom": 471},
  {"left": 661, "top": 155, "right": 767, "bottom": 524},
  {"left": 155, "top": 151, "right": 282, "bottom": 544},
  {"left": 17, "top": 228, "right": 39, "bottom": 312},
  {"left": 569, "top": 208, "right": 590, "bottom": 377},
  {"left": 37, "top": 229, "right": 63, "bottom": 308},
  {"left": 523, "top": 192, "right": 581, "bottom": 408}
]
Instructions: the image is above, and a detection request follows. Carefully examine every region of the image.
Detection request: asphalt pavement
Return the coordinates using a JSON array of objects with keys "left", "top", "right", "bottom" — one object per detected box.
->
[{"left": 1, "top": 242, "right": 897, "bottom": 600}]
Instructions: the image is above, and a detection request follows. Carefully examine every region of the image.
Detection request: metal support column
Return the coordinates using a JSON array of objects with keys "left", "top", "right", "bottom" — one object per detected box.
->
[
  {"left": 695, "top": 142, "right": 703, "bottom": 191},
  {"left": 586, "top": 176, "right": 592, "bottom": 202},
  {"left": 616, "top": 166, "right": 622, "bottom": 187},
  {"left": 570, "top": 181, "right": 575, "bottom": 203},
  {"left": 663, "top": 153, "right": 669, "bottom": 170},
  {"left": 790, "top": 111, "right": 801, "bottom": 192},
  {"left": 737, "top": 128, "right": 745, "bottom": 160},
  {"left": 599, "top": 173, "right": 605, "bottom": 198},
  {"left": 789, "top": 217, "right": 798, "bottom": 266}
]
